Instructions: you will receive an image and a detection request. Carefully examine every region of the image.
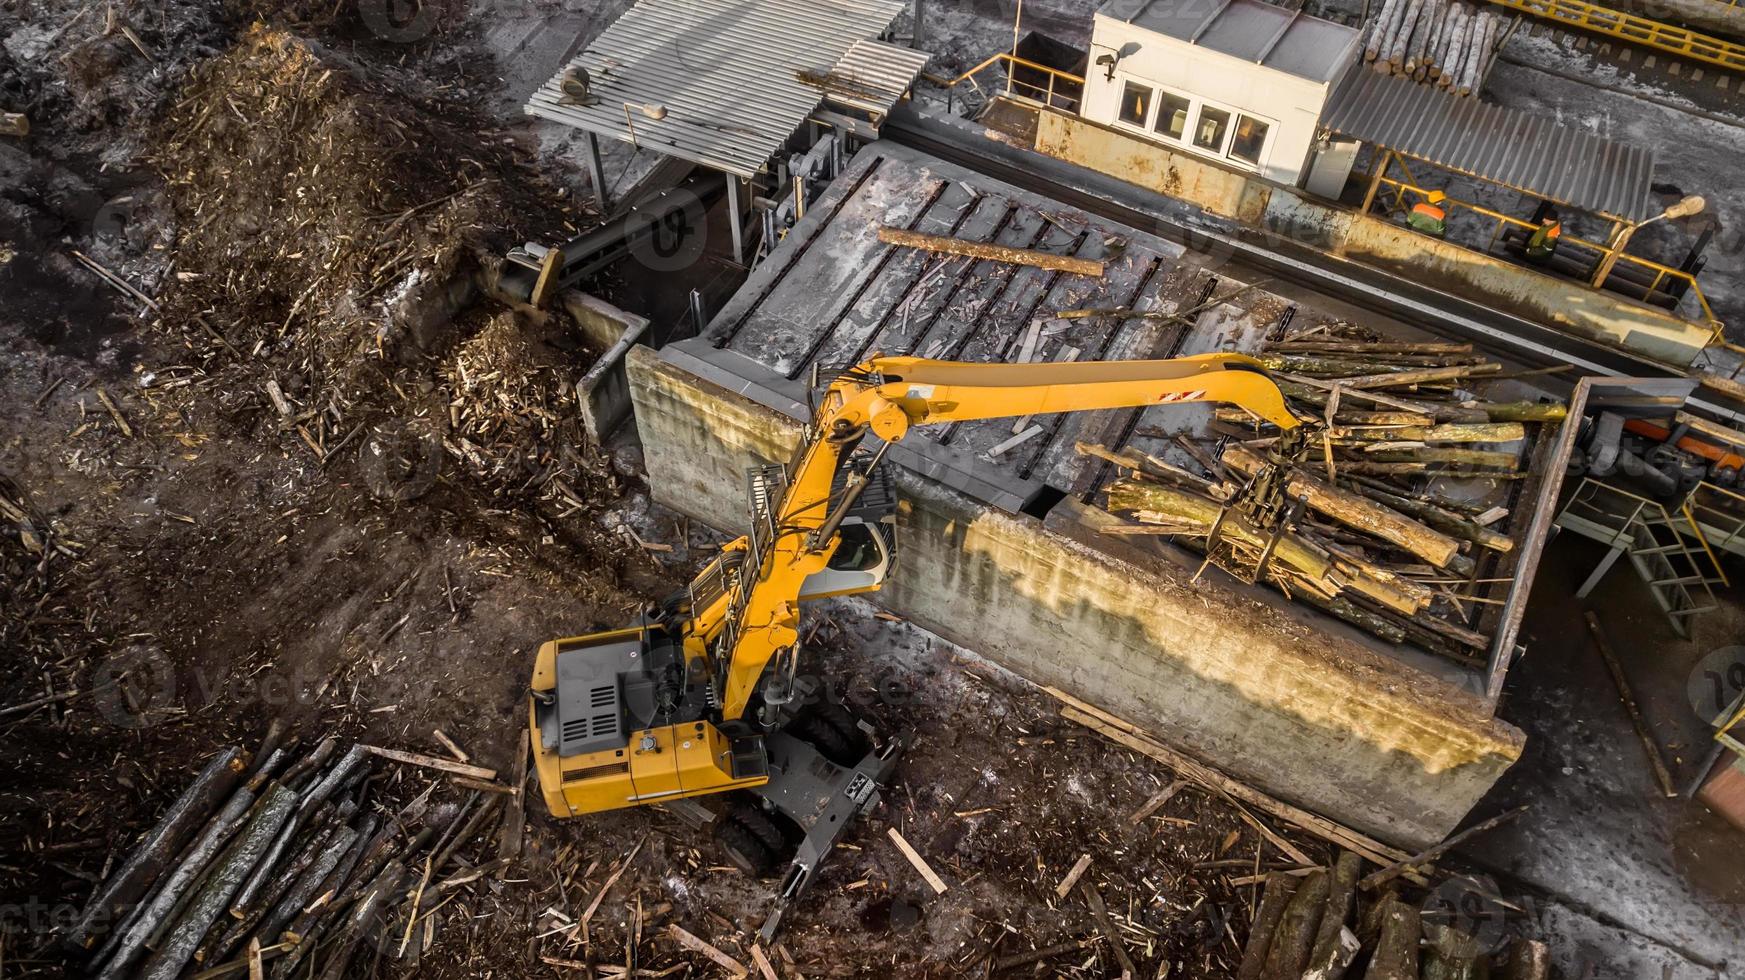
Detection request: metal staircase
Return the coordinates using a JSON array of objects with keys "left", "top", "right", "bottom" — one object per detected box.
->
[
  {"left": 1481, "top": 0, "right": 1745, "bottom": 72},
  {"left": 1554, "top": 478, "right": 1724, "bottom": 638}
]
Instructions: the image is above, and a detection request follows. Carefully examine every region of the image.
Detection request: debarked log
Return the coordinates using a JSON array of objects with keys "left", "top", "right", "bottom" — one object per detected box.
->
[
  {"left": 1105, "top": 480, "right": 1429, "bottom": 614},
  {"left": 1222, "top": 445, "right": 1460, "bottom": 568}
]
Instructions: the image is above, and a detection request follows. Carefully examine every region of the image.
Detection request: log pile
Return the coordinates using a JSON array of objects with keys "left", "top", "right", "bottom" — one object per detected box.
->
[
  {"left": 72, "top": 731, "right": 515, "bottom": 979},
  {"left": 1361, "top": 0, "right": 1513, "bottom": 96},
  {"left": 1092, "top": 326, "right": 1567, "bottom": 664},
  {"left": 1059, "top": 693, "right": 1552, "bottom": 980},
  {"left": 1239, "top": 860, "right": 1550, "bottom": 980}
]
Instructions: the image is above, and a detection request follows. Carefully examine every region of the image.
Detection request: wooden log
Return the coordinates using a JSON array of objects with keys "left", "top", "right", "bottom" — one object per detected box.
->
[
  {"left": 991, "top": 938, "right": 1099, "bottom": 971},
  {"left": 1081, "top": 882, "right": 1139, "bottom": 977},
  {"left": 887, "top": 827, "right": 948, "bottom": 894},
  {"left": 140, "top": 783, "right": 299, "bottom": 980},
  {"left": 232, "top": 746, "right": 369, "bottom": 917},
  {"left": 1499, "top": 939, "right": 1550, "bottom": 980},
  {"left": 1350, "top": 448, "right": 1519, "bottom": 469},
  {"left": 1406, "top": 0, "right": 1440, "bottom": 75},
  {"left": 432, "top": 794, "right": 504, "bottom": 873},
  {"left": 1341, "top": 482, "right": 1514, "bottom": 553},
  {"left": 1269, "top": 341, "right": 1474, "bottom": 355},
  {"left": 1238, "top": 873, "right": 1302, "bottom": 980},
  {"left": 1364, "top": 0, "right": 1403, "bottom": 60},
  {"left": 253, "top": 825, "right": 358, "bottom": 951},
  {"left": 1360, "top": 805, "right": 1529, "bottom": 892},
  {"left": 1586, "top": 613, "right": 1679, "bottom": 797},
  {"left": 1305, "top": 851, "right": 1364, "bottom": 980},
  {"left": 667, "top": 924, "right": 749, "bottom": 977},
  {"left": 1261, "top": 868, "right": 1329, "bottom": 979},
  {"left": 878, "top": 227, "right": 1103, "bottom": 277},
  {"left": 1420, "top": 0, "right": 1449, "bottom": 78},
  {"left": 1278, "top": 376, "right": 1488, "bottom": 423},
  {"left": 1437, "top": 4, "right": 1467, "bottom": 85},
  {"left": 201, "top": 814, "right": 339, "bottom": 967},
  {"left": 1297, "top": 593, "right": 1410, "bottom": 644},
  {"left": 277, "top": 737, "right": 337, "bottom": 790},
  {"left": 1222, "top": 445, "right": 1461, "bottom": 567},
  {"left": 311, "top": 863, "right": 409, "bottom": 980},
  {"left": 1468, "top": 400, "right": 1567, "bottom": 423},
  {"left": 1364, "top": 897, "right": 1420, "bottom": 980},
  {"left": 1385, "top": 0, "right": 1424, "bottom": 67},
  {"left": 1475, "top": 11, "right": 1503, "bottom": 93},
  {"left": 1105, "top": 480, "right": 1429, "bottom": 614},
  {"left": 90, "top": 783, "right": 260, "bottom": 979},
  {"left": 1076, "top": 440, "right": 1218, "bottom": 493},
  {"left": 360, "top": 744, "right": 497, "bottom": 780},
  {"left": 1422, "top": 923, "right": 1488, "bottom": 980},
  {"left": 1217, "top": 406, "right": 1435, "bottom": 428},
  {"left": 1327, "top": 422, "right": 1524, "bottom": 445},
  {"left": 271, "top": 814, "right": 377, "bottom": 954},
  {"left": 70, "top": 746, "right": 249, "bottom": 951},
  {"left": 1333, "top": 363, "right": 1502, "bottom": 390},
  {"left": 1458, "top": 11, "right": 1490, "bottom": 96},
  {"left": 1047, "top": 693, "right": 1421, "bottom": 876},
  {"left": 1305, "top": 925, "right": 1361, "bottom": 980}
]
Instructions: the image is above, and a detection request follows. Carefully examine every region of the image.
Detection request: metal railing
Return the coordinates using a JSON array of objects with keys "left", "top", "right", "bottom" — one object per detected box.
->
[
  {"left": 942, "top": 52, "right": 1086, "bottom": 114},
  {"left": 1481, "top": 0, "right": 1745, "bottom": 72},
  {"left": 1365, "top": 172, "right": 1723, "bottom": 338},
  {"left": 1556, "top": 477, "right": 1720, "bottom": 636},
  {"left": 1685, "top": 481, "right": 1745, "bottom": 566}
]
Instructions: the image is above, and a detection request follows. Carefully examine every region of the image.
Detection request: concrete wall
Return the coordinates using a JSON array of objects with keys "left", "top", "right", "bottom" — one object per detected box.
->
[
  {"left": 1085, "top": 13, "right": 1332, "bottom": 184},
  {"left": 1032, "top": 109, "right": 1716, "bottom": 368},
  {"left": 562, "top": 292, "right": 650, "bottom": 443},
  {"left": 628, "top": 343, "right": 1526, "bottom": 848}
]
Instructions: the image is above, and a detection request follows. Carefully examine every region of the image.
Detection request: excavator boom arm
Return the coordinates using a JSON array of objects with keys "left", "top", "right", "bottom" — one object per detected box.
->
[{"left": 703, "top": 352, "right": 1301, "bottom": 720}]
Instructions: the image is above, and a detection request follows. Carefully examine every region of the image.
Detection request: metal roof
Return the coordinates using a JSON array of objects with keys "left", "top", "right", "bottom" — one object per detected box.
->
[
  {"left": 1323, "top": 68, "right": 1656, "bottom": 222},
  {"left": 525, "top": 0, "right": 907, "bottom": 179},
  {"left": 815, "top": 38, "right": 932, "bottom": 119},
  {"left": 1098, "top": 0, "right": 1360, "bottom": 84}
]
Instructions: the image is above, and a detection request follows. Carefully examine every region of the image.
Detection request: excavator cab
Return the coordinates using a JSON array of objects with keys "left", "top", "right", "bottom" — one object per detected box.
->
[{"left": 796, "top": 517, "right": 894, "bottom": 599}]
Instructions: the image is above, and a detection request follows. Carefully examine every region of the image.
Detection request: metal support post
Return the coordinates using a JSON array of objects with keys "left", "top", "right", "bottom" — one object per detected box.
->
[
  {"left": 582, "top": 131, "right": 608, "bottom": 214},
  {"left": 726, "top": 173, "right": 746, "bottom": 267},
  {"left": 1360, "top": 148, "right": 1392, "bottom": 214}
]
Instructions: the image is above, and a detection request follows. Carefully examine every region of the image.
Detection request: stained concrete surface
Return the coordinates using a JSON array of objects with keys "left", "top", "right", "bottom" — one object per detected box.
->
[{"left": 1469, "top": 534, "right": 1745, "bottom": 977}]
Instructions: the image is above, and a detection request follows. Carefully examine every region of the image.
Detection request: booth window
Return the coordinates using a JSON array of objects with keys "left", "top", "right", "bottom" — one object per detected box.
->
[
  {"left": 1155, "top": 92, "right": 1191, "bottom": 141},
  {"left": 1229, "top": 114, "right": 1269, "bottom": 166},
  {"left": 1118, "top": 80, "right": 1152, "bottom": 126},
  {"left": 1193, "top": 106, "right": 1231, "bottom": 152}
]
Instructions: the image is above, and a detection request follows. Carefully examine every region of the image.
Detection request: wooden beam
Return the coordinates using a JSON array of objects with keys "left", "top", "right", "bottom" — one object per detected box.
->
[
  {"left": 1045, "top": 689, "right": 1421, "bottom": 877},
  {"left": 877, "top": 226, "right": 1104, "bottom": 277},
  {"left": 887, "top": 827, "right": 949, "bottom": 894}
]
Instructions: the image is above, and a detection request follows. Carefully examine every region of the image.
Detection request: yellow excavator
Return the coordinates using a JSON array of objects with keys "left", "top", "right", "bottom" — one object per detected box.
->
[{"left": 528, "top": 352, "right": 1302, "bottom": 938}]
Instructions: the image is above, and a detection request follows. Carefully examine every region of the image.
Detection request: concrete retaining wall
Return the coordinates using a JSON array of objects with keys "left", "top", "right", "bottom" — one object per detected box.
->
[
  {"left": 628, "top": 344, "right": 1526, "bottom": 848},
  {"left": 563, "top": 292, "right": 650, "bottom": 443},
  {"left": 1033, "top": 109, "right": 1714, "bottom": 369}
]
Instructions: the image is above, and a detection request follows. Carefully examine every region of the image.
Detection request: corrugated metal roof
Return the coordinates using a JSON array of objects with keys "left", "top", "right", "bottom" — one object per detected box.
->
[
  {"left": 1098, "top": 0, "right": 1359, "bottom": 84},
  {"left": 1323, "top": 69, "right": 1656, "bottom": 222},
  {"left": 814, "top": 38, "right": 931, "bottom": 119},
  {"left": 525, "top": 0, "right": 906, "bottom": 179}
]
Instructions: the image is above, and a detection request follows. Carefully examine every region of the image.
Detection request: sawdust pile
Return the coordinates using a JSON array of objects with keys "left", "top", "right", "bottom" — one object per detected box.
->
[
  {"left": 143, "top": 25, "right": 619, "bottom": 552},
  {"left": 151, "top": 26, "right": 564, "bottom": 392}
]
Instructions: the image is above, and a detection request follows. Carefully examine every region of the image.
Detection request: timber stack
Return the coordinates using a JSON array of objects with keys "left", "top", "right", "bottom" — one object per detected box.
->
[
  {"left": 1361, "top": 0, "right": 1515, "bottom": 96},
  {"left": 1237, "top": 855, "right": 1551, "bottom": 980},
  {"left": 1088, "top": 324, "right": 1566, "bottom": 666},
  {"left": 65, "top": 728, "right": 519, "bottom": 979}
]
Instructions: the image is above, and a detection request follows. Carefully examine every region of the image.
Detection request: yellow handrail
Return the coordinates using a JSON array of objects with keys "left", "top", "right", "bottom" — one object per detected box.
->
[
  {"left": 943, "top": 52, "right": 1087, "bottom": 112},
  {"left": 1480, "top": 0, "right": 1745, "bottom": 72},
  {"left": 1370, "top": 173, "right": 1722, "bottom": 336}
]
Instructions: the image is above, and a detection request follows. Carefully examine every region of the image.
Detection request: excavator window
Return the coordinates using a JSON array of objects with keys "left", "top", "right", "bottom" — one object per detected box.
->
[{"left": 826, "top": 523, "right": 882, "bottom": 572}]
